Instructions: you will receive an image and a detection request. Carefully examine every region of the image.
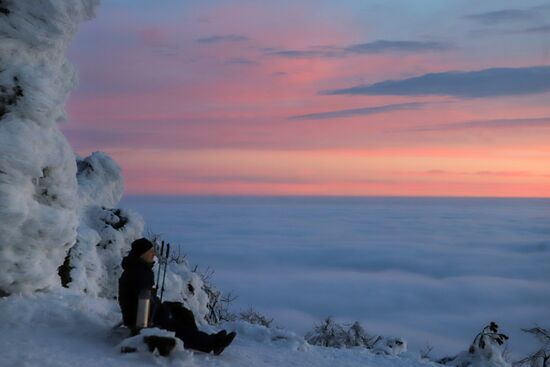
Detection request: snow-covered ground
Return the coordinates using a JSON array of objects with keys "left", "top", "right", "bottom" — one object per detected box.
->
[{"left": 0, "top": 291, "right": 439, "bottom": 367}]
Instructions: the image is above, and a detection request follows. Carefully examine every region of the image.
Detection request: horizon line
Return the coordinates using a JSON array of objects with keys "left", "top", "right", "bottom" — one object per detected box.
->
[{"left": 121, "top": 194, "right": 550, "bottom": 200}]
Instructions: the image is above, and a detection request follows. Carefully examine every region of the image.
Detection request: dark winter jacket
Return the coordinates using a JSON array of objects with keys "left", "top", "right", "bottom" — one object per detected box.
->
[{"left": 118, "top": 254, "right": 160, "bottom": 327}]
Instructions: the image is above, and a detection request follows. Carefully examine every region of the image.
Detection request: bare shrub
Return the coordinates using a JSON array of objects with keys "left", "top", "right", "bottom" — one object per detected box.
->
[
  {"left": 239, "top": 307, "right": 274, "bottom": 328},
  {"left": 514, "top": 327, "right": 550, "bottom": 367},
  {"left": 305, "top": 317, "right": 348, "bottom": 348},
  {"left": 420, "top": 343, "right": 434, "bottom": 360},
  {"left": 193, "top": 265, "right": 237, "bottom": 324}
]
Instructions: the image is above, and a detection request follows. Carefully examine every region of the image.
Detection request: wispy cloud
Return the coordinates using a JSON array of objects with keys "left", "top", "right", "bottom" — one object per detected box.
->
[
  {"left": 195, "top": 34, "right": 249, "bottom": 44},
  {"left": 289, "top": 102, "right": 426, "bottom": 120},
  {"left": 475, "top": 170, "right": 535, "bottom": 177},
  {"left": 346, "top": 40, "right": 449, "bottom": 53},
  {"left": 266, "top": 47, "right": 343, "bottom": 59},
  {"left": 223, "top": 57, "right": 257, "bottom": 65},
  {"left": 266, "top": 40, "right": 450, "bottom": 59},
  {"left": 406, "top": 117, "right": 550, "bottom": 132},
  {"left": 463, "top": 9, "right": 536, "bottom": 24},
  {"left": 463, "top": 4, "right": 550, "bottom": 25},
  {"left": 404, "top": 170, "right": 548, "bottom": 178},
  {"left": 523, "top": 24, "right": 550, "bottom": 33},
  {"left": 321, "top": 66, "right": 550, "bottom": 98}
]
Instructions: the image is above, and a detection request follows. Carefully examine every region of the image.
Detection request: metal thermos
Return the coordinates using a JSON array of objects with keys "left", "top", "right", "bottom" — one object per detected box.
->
[{"left": 136, "top": 288, "right": 151, "bottom": 329}]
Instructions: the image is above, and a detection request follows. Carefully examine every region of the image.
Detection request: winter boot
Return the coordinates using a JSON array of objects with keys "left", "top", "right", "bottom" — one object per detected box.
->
[{"left": 213, "top": 331, "right": 236, "bottom": 356}]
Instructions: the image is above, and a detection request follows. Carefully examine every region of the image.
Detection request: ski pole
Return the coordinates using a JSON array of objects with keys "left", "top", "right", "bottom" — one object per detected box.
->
[
  {"left": 155, "top": 240, "right": 165, "bottom": 289},
  {"left": 160, "top": 242, "right": 170, "bottom": 303}
]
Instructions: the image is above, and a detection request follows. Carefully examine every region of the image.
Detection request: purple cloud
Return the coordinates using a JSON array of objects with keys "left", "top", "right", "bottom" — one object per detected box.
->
[
  {"left": 288, "top": 102, "right": 426, "bottom": 120},
  {"left": 463, "top": 4, "right": 550, "bottom": 25},
  {"left": 321, "top": 66, "right": 550, "bottom": 98},
  {"left": 266, "top": 40, "right": 450, "bottom": 59},
  {"left": 195, "top": 35, "right": 249, "bottom": 44},
  {"left": 406, "top": 117, "right": 550, "bottom": 132}
]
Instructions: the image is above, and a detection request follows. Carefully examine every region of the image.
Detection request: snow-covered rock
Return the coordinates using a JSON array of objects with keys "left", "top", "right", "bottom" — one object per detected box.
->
[
  {"left": 372, "top": 336, "right": 408, "bottom": 356},
  {"left": 66, "top": 205, "right": 144, "bottom": 298},
  {"left": 155, "top": 257, "right": 211, "bottom": 323},
  {"left": 67, "top": 151, "right": 143, "bottom": 298},
  {"left": 440, "top": 323, "right": 511, "bottom": 367},
  {"left": 76, "top": 152, "right": 125, "bottom": 209}
]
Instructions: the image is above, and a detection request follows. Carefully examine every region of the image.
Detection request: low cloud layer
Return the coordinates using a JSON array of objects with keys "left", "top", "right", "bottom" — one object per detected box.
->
[
  {"left": 122, "top": 196, "right": 550, "bottom": 358},
  {"left": 322, "top": 66, "right": 550, "bottom": 98}
]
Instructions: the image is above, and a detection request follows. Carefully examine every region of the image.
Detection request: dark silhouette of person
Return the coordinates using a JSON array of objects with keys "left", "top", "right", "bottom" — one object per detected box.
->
[{"left": 118, "top": 238, "right": 236, "bottom": 355}]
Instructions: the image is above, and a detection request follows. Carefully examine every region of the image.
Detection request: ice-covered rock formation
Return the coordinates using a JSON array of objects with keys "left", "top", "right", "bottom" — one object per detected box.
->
[
  {"left": 0, "top": 0, "right": 100, "bottom": 294},
  {"left": 0, "top": 0, "right": 145, "bottom": 298}
]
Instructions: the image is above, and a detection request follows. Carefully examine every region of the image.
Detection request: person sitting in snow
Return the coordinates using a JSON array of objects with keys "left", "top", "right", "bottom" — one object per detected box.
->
[{"left": 118, "top": 238, "right": 236, "bottom": 355}]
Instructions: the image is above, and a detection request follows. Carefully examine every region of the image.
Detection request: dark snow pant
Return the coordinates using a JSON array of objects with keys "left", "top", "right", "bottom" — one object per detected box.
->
[{"left": 157, "top": 302, "right": 218, "bottom": 353}]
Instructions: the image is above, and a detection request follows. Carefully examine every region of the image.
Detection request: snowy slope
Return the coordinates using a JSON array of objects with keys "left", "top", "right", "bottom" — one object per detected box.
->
[{"left": 0, "top": 291, "right": 440, "bottom": 367}]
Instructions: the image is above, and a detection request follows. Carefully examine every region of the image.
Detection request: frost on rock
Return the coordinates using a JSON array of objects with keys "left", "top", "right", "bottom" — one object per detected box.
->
[
  {"left": 76, "top": 152, "right": 124, "bottom": 208},
  {"left": 66, "top": 205, "right": 144, "bottom": 298},
  {"left": 0, "top": 0, "right": 99, "bottom": 294},
  {"left": 61, "top": 152, "right": 144, "bottom": 298}
]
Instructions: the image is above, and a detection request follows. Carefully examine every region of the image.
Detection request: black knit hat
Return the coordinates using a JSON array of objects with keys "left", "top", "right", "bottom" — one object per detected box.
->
[{"left": 130, "top": 238, "right": 153, "bottom": 257}]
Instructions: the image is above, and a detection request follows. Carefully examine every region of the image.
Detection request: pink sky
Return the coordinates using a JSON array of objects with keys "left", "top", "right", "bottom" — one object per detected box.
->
[{"left": 64, "top": 0, "right": 550, "bottom": 197}]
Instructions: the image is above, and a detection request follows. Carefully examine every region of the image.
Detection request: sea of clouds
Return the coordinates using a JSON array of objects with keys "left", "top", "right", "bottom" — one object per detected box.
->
[{"left": 121, "top": 196, "right": 550, "bottom": 358}]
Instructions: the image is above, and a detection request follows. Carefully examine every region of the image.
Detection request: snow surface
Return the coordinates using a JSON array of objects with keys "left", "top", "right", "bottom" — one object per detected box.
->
[{"left": 0, "top": 290, "right": 443, "bottom": 367}]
